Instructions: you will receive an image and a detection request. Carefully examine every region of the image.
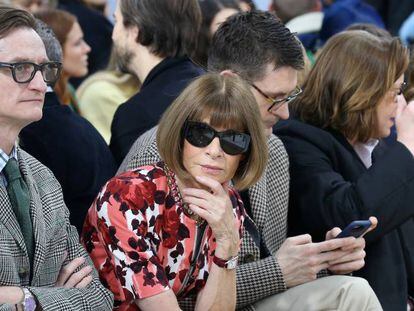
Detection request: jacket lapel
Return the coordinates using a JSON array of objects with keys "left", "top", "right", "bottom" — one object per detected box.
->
[
  {"left": 251, "top": 134, "right": 289, "bottom": 254},
  {"left": 0, "top": 186, "right": 27, "bottom": 253},
  {"left": 18, "top": 150, "right": 47, "bottom": 282},
  {"left": 248, "top": 174, "right": 268, "bottom": 241}
]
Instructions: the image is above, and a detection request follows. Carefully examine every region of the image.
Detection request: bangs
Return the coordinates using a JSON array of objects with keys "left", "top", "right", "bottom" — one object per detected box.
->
[{"left": 187, "top": 97, "right": 247, "bottom": 133}]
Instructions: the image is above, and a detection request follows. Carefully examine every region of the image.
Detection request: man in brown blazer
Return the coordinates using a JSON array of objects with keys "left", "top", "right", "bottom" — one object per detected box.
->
[
  {"left": 118, "top": 10, "right": 382, "bottom": 311},
  {"left": 0, "top": 7, "right": 113, "bottom": 310}
]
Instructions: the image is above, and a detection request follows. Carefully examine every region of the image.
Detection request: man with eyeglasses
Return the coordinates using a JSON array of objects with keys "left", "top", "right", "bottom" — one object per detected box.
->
[
  {"left": 118, "top": 10, "right": 381, "bottom": 311},
  {"left": 18, "top": 20, "right": 117, "bottom": 234},
  {"left": 0, "top": 6, "right": 113, "bottom": 310}
]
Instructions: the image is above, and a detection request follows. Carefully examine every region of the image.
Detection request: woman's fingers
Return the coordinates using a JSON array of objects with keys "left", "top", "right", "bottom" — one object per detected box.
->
[
  {"left": 194, "top": 175, "right": 227, "bottom": 195},
  {"left": 182, "top": 188, "right": 212, "bottom": 200},
  {"left": 183, "top": 196, "right": 209, "bottom": 210},
  {"left": 188, "top": 203, "right": 211, "bottom": 221}
]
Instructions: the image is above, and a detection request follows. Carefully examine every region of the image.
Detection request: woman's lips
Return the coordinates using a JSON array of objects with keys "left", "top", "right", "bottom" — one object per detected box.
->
[{"left": 201, "top": 165, "right": 223, "bottom": 175}]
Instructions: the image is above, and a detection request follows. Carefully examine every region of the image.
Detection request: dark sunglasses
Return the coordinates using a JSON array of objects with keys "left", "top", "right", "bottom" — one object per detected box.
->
[
  {"left": 0, "top": 61, "right": 62, "bottom": 85},
  {"left": 183, "top": 121, "right": 251, "bottom": 155}
]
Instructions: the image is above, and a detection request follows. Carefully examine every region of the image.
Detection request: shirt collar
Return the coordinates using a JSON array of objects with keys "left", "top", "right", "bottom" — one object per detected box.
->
[
  {"left": 0, "top": 145, "right": 18, "bottom": 174},
  {"left": 353, "top": 139, "right": 379, "bottom": 168}
]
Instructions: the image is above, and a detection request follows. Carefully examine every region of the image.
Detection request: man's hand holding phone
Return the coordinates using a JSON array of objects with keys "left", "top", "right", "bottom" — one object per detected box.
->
[{"left": 325, "top": 216, "right": 378, "bottom": 275}]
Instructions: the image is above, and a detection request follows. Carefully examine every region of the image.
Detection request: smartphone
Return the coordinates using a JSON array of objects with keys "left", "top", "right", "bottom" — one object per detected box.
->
[{"left": 336, "top": 220, "right": 372, "bottom": 238}]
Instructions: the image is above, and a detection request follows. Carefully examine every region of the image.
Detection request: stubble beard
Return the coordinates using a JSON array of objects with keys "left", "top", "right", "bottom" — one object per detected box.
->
[{"left": 114, "top": 44, "right": 134, "bottom": 76}]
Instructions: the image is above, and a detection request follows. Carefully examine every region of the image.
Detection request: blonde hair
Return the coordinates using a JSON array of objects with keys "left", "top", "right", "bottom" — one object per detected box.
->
[
  {"left": 292, "top": 30, "right": 409, "bottom": 142},
  {"left": 157, "top": 73, "right": 268, "bottom": 190}
]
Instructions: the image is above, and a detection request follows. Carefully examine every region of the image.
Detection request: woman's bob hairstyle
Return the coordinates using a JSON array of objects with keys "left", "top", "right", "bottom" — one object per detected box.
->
[
  {"left": 157, "top": 73, "right": 268, "bottom": 190},
  {"left": 291, "top": 30, "right": 409, "bottom": 143}
]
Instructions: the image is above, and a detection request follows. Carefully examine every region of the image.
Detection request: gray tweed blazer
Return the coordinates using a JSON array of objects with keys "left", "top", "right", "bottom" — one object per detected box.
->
[
  {"left": 0, "top": 148, "right": 113, "bottom": 310},
  {"left": 119, "top": 127, "right": 290, "bottom": 311}
]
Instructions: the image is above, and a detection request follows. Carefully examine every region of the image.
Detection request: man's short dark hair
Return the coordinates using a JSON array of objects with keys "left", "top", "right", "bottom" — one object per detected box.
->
[
  {"left": 208, "top": 10, "right": 304, "bottom": 81},
  {"left": 119, "top": 0, "right": 201, "bottom": 58},
  {"left": 0, "top": 6, "right": 36, "bottom": 39}
]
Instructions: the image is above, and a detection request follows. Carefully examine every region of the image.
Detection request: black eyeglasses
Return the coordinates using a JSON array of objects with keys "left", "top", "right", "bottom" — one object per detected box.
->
[
  {"left": 183, "top": 121, "right": 251, "bottom": 155},
  {"left": 251, "top": 84, "right": 302, "bottom": 112},
  {"left": 0, "top": 61, "right": 62, "bottom": 84}
]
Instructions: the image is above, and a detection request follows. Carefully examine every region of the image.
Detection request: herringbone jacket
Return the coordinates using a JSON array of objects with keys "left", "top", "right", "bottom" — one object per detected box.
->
[
  {"left": 0, "top": 148, "right": 113, "bottom": 310},
  {"left": 118, "top": 127, "right": 290, "bottom": 311}
]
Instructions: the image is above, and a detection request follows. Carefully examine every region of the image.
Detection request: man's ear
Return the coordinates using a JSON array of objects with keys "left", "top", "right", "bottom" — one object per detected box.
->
[
  {"left": 220, "top": 70, "right": 238, "bottom": 78},
  {"left": 128, "top": 25, "right": 139, "bottom": 44}
]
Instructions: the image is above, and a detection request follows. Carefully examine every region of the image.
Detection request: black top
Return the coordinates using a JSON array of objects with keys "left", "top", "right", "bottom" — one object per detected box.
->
[
  {"left": 109, "top": 57, "right": 204, "bottom": 164},
  {"left": 20, "top": 92, "right": 117, "bottom": 232},
  {"left": 275, "top": 119, "right": 414, "bottom": 310}
]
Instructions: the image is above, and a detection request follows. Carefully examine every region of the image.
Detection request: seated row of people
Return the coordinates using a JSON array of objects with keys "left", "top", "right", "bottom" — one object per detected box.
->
[
  {"left": 1, "top": 1, "right": 414, "bottom": 310},
  {"left": 109, "top": 2, "right": 414, "bottom": 309}
]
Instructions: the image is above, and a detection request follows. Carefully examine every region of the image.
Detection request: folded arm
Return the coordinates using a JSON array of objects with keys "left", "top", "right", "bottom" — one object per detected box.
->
[{"left": 28, "top": 223, "right": 113, "bottom": 310}]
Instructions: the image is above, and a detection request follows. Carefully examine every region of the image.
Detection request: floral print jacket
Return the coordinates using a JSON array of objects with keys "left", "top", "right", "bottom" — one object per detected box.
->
[{"left": 82, "top": 162, "right": 244, "bottom": 310}]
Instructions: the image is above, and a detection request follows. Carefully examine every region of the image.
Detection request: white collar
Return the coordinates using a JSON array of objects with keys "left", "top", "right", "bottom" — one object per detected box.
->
[
  {"left": 353, "top": 139, "right": 379, "bottom": 168},
  {"left": 286, "top": 12, "right": 324, "bottom": 35}
]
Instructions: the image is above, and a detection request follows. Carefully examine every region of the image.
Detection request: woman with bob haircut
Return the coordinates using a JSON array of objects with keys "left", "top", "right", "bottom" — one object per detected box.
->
[
  {"left": 275, "top": 30, "right": 414, "bottom": 310},
  {"left": 81, "top": 73, "right": 268, "bottom": 310}
]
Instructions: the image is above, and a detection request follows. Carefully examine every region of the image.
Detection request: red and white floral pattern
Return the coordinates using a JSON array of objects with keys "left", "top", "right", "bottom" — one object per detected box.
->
[{"left": 82, "top": 162, "right": 244, "bottom": 310}]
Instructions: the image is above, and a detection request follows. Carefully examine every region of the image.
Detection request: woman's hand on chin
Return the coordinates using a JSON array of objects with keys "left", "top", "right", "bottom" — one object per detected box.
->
[{"left": 182, "top": 175, "right": 239, "bottom": 257}]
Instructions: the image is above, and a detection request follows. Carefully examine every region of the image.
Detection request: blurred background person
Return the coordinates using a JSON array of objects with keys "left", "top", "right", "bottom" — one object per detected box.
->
[
  {"left": 346, "top": 21, "right": 392, "bottom": 37},
  {"left": 58, "top": 0, "right": 113, "bottom": 86},
  {"left": 319, "top": 0, "right": 384, "bottom": 46},
  {"left": 10, "top": 0, "right": 53, "bottom": 12},
  {"left": 193, "top": 0, "right": 240, "bottom": 67},
  {"left": 81, "top": 0, "right": 106, "bottom": 14},
  {"left": 109, "top": 0, "right": 203, "bottom": 165},
  {"left": 239, "top": 0, "right": 255, "bottom": 10},
  {"left": 270, "top": 0, "right": 323, "bottom": 57},
  {"left": 76, "top": 48, "right": 141, "bottom": 144},
  {"left": 35, "top": 8, "right": 91, "bottom": 114},
  {"left": 399, "top": 11, "right": 414, "bottom": 47},
  {"left": 365, "top": 0, "right": 414, "bottom": 35}
]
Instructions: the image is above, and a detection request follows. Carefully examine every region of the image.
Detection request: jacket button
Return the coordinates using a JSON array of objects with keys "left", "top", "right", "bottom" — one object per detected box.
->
[
  {"left": 243, "top": 254, "right": 255, "bottom": 263},
  {"left": 18, "top": 267, "right": 28, "bottom": 279}
]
